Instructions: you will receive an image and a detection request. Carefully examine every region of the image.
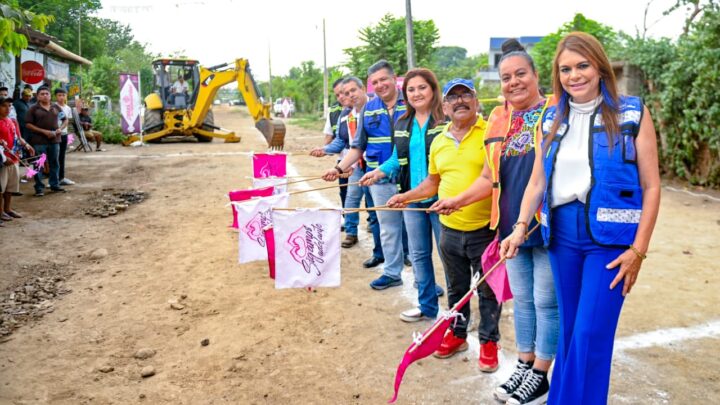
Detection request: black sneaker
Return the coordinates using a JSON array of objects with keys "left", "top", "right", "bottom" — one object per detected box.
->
[
  {"left": 507, "top": 369, "right": 549, "bottom": 405},
  {"left": 50, "top": 187, "right": 67, "bottom": 193},
  {"left": 494, "top": 359, "right": 533, "bottom": 401}
]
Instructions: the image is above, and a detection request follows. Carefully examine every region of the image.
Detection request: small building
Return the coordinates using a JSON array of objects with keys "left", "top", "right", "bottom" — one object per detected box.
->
[
  {"left": 0, "top": 27, "right": 91, "bottom": 95},
  {"left": 478, "top": 36, "right": 543, "bottom": 85}
]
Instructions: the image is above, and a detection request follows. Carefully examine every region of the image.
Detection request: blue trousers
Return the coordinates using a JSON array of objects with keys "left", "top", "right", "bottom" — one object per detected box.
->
[
  {"left": 344, "top": 167, "right": 383, "bottom": 259},
  {"left": 548, "top": 201, "right": 626, "bottom": 405},
  {"left": 404, "top": 202, "right": 441, "bottom": 317}
]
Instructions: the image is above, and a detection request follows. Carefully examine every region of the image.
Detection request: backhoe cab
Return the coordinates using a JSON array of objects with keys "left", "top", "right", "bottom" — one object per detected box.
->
[{"left": 124, "top": 58, "right": 285, "bottom": 149}]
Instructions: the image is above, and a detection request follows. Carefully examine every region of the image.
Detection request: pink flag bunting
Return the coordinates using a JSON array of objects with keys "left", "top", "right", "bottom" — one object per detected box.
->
[
  {"left": 25, "top": 167, "right": 38, "bottom": 179},
  {"left": 252, "top": 153, "right": 287, "bottom": 178},
  {"left": 481, "top": 236, "right": 513, "bottom": 303},
  {"left": 389, "top": 316, "right": 453, "bottom": 403},
  {"left": 35, "top": 153, "right": 47, "bottom": 169},
  {"left": 234, "top": 193, "right": 289, "bottom": 264},
  {"left": 228, "top": 187, "right": 274, "bottom": 228},
  {"left": 271, "top": 209, "right": 342, "bottom": 289},
  {"left": 252, "top": 177, "right": 287, "bottom": 195},
  {"left": 264, "top": 226, "right": 276, "bottom": 279}
]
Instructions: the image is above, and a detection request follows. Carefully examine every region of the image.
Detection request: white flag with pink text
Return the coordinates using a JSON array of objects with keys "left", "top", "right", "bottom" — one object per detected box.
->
[
  {"left": 234, "top": 193, "right": 289, "bottom": 263},
  {"left": 271, "top": 209, "right": 342, "bottom": 289}
]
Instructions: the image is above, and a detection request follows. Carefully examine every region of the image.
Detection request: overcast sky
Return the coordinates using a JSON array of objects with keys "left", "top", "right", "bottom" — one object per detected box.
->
[{"left": 97, "top": 0, "right": 689, "bottom": 81}]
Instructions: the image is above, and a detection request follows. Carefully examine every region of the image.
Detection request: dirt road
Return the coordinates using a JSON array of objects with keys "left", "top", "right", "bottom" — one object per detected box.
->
[{"left": 1, "top": 106, "right": 718, "bottom": 404}]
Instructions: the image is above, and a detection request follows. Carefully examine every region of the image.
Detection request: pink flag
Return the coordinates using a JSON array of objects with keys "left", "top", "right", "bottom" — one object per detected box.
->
[
  {"left": 228, "top": 187, "right": 274, "bottom": 228},
  {"left": 271, "top": 209, "right": 342, "bottom": 289},
  {"left": 234, "top": 193, "right": 289, "bottom": 264},
  {"left": 253, "top": 153, "right": 287, "bottom": 178},
  {"left": 67, "top": 134, "right": 75, "bottom": 145},
  {"left": 481, "top": 236, "right": 513, "bottom": 303},
  {"left": 264, "top": 226, "right": 276, "bottom": 279},
  {"left": 389, "top": 317, "right": 452, "bottom": 403},
  {"left": 25, "top": 167, "right": 38, "bottom": 179},
  {"left": 35, "top": 153, "right": 47, "bottom": 169},
  {"left": 252, "top": 177, "right": 287, "bottom": 195}
]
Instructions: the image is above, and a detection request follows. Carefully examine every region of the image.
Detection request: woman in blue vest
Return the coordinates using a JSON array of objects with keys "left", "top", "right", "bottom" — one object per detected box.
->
[
  {"left": 502, "top": 32, "right": 661, "bottom": 405},
  {"left": 361, "top": 68, "right": 445, "bottom": 322}
]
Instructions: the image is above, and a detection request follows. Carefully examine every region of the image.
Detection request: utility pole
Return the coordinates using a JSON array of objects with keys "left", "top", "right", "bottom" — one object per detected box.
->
[
  {"left": 322, "top": 18, "right": 328, "bottom": 118},
  {"left": 405, "top": 0, "right": 415, "bottom": 70},
  {"left": 267, "top": 44, "right": 272, "bottom": 104}
]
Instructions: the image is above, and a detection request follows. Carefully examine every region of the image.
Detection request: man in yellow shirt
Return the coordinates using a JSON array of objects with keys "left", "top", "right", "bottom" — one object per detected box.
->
[{"left": 387, "top": 78, "right": 501, "bottom": 372}]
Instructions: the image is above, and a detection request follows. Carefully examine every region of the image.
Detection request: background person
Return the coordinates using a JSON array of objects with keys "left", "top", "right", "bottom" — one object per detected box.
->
[
  {"left": 501, "top": 32, "right": 661, "bottom": 405},
  {"left": 54, "top": 88, "right": 75, "bottom": 186},
  {"left": 25, "top": 86, "right": 65, "bottom": 196},
  {"left": 78, "top": 107, "right": 105, "bottom": 151},
  {"left": 361, "top": 68, "right": 446, "bottom": 322}
]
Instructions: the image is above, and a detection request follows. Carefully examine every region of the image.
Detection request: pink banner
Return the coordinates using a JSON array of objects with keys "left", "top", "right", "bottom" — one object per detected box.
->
[
  {"left": 252, "top": 153, "right": 287, "bottom": 178},
  {"left": 119, "top": 73, "right": 141, "bottom": 134},
  {"left": 481, "top": 236, "right": 513, "bottom": 303},
  {"left": 264, "top": 227, "right": 276, "bottom": 279}
]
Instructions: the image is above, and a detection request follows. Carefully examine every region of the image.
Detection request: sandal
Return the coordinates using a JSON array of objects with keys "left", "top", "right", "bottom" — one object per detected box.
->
[
  {"left": 0, "top": 213, "right": 12, "bottom": 221},
  {"left": 6, "top": 210, "right": 22, "bottom": 219}
]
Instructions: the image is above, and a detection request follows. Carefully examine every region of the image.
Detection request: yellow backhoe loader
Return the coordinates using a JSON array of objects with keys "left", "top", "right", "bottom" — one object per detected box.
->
[{"left": 123, "top": 58, "right": 285, "bottom": 149}]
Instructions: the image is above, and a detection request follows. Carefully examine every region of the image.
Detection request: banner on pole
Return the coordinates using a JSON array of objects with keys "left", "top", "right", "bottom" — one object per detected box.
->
[
  {"left": 234, "top": 194, "right": 289, "bottom": 263},
  {"left": 271, "top": 209, "right": 342, "bottom": 289},
  {"left": 252, "top": 153, "right": 287, "bottom": 178},
  {"left": 119, "top": 73, "right": 141, "bottom": 134}
]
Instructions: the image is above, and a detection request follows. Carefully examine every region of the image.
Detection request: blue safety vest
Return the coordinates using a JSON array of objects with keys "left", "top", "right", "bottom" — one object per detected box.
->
[
  {"left": 362, "top": 93, "right": 406, "bottom": 169},
  {"left": 540, "top": 95, "right": 644, "bottom": 248}
]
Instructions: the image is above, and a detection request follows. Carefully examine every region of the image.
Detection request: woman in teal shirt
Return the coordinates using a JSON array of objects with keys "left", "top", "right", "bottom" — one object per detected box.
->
[{"left": 361, "top": 68, "right": 446, "bottom": 322}]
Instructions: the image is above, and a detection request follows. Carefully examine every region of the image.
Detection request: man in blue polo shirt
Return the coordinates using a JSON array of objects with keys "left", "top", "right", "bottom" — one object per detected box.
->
[{"left": 323, "top": 60, "right": 407, "bottom": 290}]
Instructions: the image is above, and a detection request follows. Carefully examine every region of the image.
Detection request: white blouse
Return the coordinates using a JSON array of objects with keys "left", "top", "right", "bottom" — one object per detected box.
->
[{"left": 551, "top": 96, "right": 603, "bottom": 207}]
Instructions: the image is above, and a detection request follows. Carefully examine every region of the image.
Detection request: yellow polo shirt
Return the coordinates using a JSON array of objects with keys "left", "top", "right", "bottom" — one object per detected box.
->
[{"left": 428, "top": 116, "right": 492, "bottom": 231}]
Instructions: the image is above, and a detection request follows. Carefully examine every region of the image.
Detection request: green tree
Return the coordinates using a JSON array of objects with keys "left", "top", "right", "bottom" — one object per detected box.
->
[
  {"left": 344, "top": 14, "right": 439, "bottom": 79},
  {"left": 0, "top": 2, "right": 53, "bottom": 56},
  {"left": 530, "top": 13, "right": 622, "bottom": 88},
  {"left": 656, "top": 4, "right": 720, "bottom": 185}
]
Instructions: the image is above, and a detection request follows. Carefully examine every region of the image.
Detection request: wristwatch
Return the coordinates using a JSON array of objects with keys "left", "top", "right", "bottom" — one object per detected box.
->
[{"left": 334, "top": 165, "right": 344, "bottom": 175}]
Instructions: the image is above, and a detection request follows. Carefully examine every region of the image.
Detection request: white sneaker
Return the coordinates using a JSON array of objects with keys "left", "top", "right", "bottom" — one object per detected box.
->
[
  {"left": 399, "top": 307, "right": 431, "bottom": 323},
  {"left": 59, "top": 178, "right": 76, "bottom": 185}
]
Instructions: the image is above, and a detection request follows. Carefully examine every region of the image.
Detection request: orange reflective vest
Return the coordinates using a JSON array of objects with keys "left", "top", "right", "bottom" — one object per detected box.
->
[{"left": 483, "top": 97, "right": 555, "bottom": 230}]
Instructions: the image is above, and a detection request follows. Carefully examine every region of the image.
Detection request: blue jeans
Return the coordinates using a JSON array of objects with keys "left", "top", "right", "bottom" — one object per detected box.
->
[
  {"left": 32, "top": 143, "right": 60, "bottom": 192},
  {"left": 345, "top": 167, "right": 383, "bottom": 259},
  {"left": 439, "top": 224, "right": 501, "bottom": 342},
  {"left": 506, "top": 246, "right": 559, "bottom": 360},
  {"left": 547, "top": 201, "right": 626, "bottom": 405},
  {"left": 404, "top": 202, "right": 441, "bottom": 317},
  {"left": 369, "top": 182, "right": 404, "bottom": 280}
]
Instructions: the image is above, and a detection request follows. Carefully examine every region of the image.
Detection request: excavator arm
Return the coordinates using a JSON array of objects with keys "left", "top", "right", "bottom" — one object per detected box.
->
[{"left": 190, "top": 58, "right": 285, "bottom": 149}]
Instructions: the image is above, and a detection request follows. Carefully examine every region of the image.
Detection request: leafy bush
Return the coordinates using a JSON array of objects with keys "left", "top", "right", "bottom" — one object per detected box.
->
[{"left": 91, "top": 109, "right": 125, "bottom": 144}]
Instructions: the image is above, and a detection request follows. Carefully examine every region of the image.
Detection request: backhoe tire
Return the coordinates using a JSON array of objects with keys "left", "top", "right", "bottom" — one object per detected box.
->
[
  {"left": 196, "top": 110, "right": 214, "bottom": 143},
  {"left": 143, "top": 109, "right": 164, "bottom": 143}
]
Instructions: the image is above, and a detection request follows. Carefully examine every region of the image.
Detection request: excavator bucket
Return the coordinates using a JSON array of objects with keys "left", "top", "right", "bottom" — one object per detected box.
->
[{"left": 255, "top": 118, "right": 286, "bottom": 150}]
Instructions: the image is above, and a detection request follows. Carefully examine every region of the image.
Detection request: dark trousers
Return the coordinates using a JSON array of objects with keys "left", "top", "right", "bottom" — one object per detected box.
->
[
  {"left": 59, "top": 134, "right": 68, "bottom": 180},
  {"left": 439, "top": 224, "right": 501, "bottom": 343}
]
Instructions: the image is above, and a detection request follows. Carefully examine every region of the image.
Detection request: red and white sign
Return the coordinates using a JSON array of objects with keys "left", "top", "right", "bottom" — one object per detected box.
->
[{"left": 21, "top": 61, "right": 45, "bottom": 84}]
